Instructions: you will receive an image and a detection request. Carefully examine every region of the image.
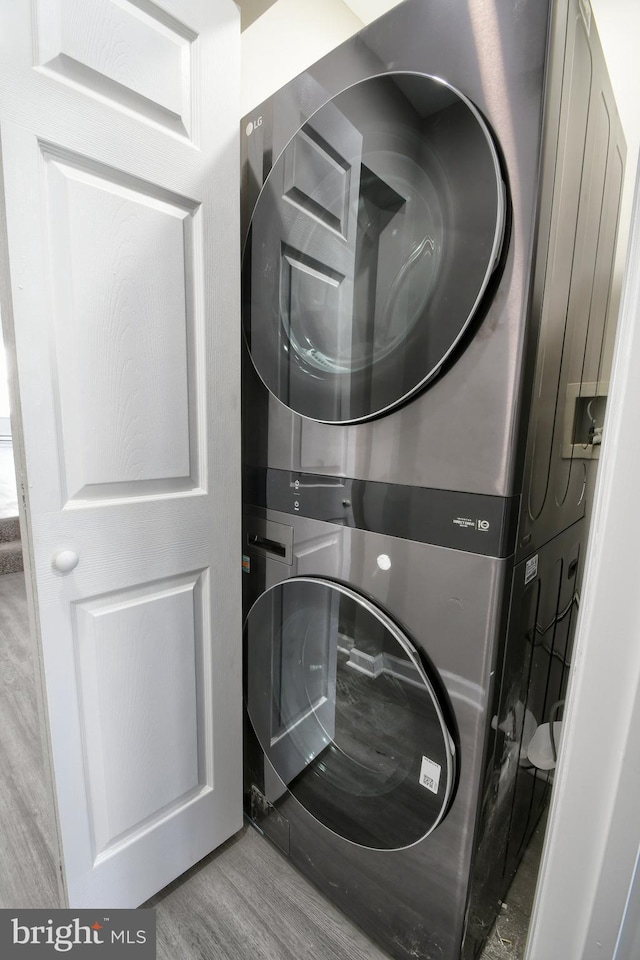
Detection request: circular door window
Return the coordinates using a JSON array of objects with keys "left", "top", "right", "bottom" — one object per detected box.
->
[
  {"left": 243, "top": 72, "right": 506, "bottom": 423},
  {"left": 245, "top": 578, "right": 456, "bottom": 850}
]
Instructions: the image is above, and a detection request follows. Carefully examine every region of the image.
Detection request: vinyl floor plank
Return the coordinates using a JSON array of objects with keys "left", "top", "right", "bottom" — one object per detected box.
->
[
  {"left": 1, "top": 570, "right": 538, "bottom": 959},
  {"left": 147, "top": 819, "right": 541, "bottom": 960},
  {"left": 0, "top": 572, "right": 58, "bottom": 909},
  {"left": 147, "top": 826, "right": 389, "bottom": 960}
]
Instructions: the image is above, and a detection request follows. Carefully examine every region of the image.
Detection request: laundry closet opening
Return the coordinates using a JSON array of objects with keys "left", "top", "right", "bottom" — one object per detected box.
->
[{"left": 240, "top": 2, "right": 628, "bottom": 960}]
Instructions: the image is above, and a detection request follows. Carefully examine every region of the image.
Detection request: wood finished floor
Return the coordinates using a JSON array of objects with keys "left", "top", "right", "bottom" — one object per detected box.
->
[
  {"left": 0, "top": 571, "right": 541, "bottom": 959},
  {"left": 0, "top": 572, "right": 58, "bottom": 907},
  {"left": 146, "top": 825, "right": 391, "bottom": 960}
]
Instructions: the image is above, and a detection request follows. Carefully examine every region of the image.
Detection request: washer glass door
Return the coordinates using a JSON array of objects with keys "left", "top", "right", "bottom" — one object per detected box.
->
[
  {"left": 244, "top": 72, "right": 505, "bottom": 423},
  {"left": 245, "top": 577, "right": 456, "bottom": 850}
]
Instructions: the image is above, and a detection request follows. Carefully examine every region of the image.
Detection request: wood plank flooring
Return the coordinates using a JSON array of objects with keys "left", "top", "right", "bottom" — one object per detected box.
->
[
  {"left": 1, "top": 571, "right": 541, "bottom": 959},
  {"left": 147, "top": 825, "right": 390, "bottom": 960},
  {"left": 0, "top": 572, "right": 58, "bottom": 907},
  {"left": 143, "top": 813, "right": 543, "bottom": 960}
]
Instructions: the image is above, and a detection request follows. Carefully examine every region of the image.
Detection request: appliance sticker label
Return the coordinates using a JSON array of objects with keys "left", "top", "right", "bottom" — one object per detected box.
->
[
  {"left": 242, "top": 554, "right": 251, "bottom": 574},
  {"left": 453, "top": 516, "right": 475, "bottom": 530},
  {"left": 419, "top": 756, "right": 441, "bottom": 795},
  {"left": 525, "top": 554, "right": 539, "bottom": 585}
]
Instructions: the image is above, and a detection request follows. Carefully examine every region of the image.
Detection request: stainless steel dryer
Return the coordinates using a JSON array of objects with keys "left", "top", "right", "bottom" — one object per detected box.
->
[
  {"left": 242, "top": 0, "right": 624, "bottom": 539},
  {"left": 242, "top": 0, "right": 547, "bottom": 500}
]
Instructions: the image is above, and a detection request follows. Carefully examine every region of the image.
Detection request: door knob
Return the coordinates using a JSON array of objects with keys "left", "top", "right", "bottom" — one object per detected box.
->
[{"left": 53, "top": 550, "right": 79, "bottom": 573}]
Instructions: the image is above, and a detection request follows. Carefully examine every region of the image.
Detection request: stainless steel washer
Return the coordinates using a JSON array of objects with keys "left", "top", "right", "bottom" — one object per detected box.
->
[{"left": 243, "top": 503, "right": 509, "bottom": 960}]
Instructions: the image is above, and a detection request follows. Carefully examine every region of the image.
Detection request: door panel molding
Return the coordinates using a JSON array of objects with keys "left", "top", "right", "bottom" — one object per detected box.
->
[{"left": 0, "top": 0, "right": 241, "bottom": 908}]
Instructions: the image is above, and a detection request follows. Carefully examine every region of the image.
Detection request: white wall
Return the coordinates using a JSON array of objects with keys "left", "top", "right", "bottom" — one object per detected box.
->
[
  {"left": 241, "top": 0, "right": 363, "bottom": 115},
  {"left": 591, "top": 0, "right": 640, "bottom": 279},
  {"left": 238, "top": 0, "right": 279, "bottom": 32},
  {"left": 341, "top": 0, "right": 403, "bottom": 24},
  {"left": 592, "top": 0, "right": 640, "bottom": 174}
]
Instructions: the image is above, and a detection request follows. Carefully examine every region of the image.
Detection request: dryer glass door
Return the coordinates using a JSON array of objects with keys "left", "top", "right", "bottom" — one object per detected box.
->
[
  {"left": 244, "top": 72, "right": 505, "bottom": 423},
  {"left": 245, "top": 577, "right": 456, "bottom": 850}
]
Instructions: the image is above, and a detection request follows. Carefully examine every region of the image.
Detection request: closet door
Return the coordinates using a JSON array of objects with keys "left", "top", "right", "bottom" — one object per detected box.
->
[{"left": 0, "top": 0, "right": 241, "bottom": 907}]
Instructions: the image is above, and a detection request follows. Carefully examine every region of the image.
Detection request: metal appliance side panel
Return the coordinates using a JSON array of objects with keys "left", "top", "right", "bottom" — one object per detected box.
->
[
  {"left": 242, "top": 508, "right": 513, "bottom": 960},
  {"left": 518, "top": 2, "right": 626, "bottom": 557},
  {"left": 464, "top": 520, "right": 583, "bottom": 957},
  {"left": 505, "top": 523, "right": 582, "bottom": 869},
  {"left": 242, "top": 0, "right": 553, "bottom": 498}
]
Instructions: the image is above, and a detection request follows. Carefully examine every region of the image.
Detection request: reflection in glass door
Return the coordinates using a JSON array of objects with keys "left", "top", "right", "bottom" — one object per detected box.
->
[
  {"left": 244, "top": 72, "right": 506, "bottom": 423},
  {"left": 245, "top": 577, "right": 456, "bottom": 849}
]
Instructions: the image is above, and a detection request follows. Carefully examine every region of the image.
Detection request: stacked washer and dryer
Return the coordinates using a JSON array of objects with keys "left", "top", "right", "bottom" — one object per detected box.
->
[{"left": 240, "top": 2, "right": 625, "bottom": 958}]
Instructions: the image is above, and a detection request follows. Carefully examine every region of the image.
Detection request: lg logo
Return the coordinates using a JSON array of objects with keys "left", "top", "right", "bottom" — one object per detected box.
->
[
  {"left": 246, "top": 116, "right": 263, "bottom": 136},
  {"left": 477, "top": 519, "right": 490, "bottom": 532}
]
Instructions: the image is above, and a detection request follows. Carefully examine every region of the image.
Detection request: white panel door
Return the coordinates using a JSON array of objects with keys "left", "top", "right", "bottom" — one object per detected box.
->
[{"left": 0, "top": 0, "right": 241, "bottom": 908}]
